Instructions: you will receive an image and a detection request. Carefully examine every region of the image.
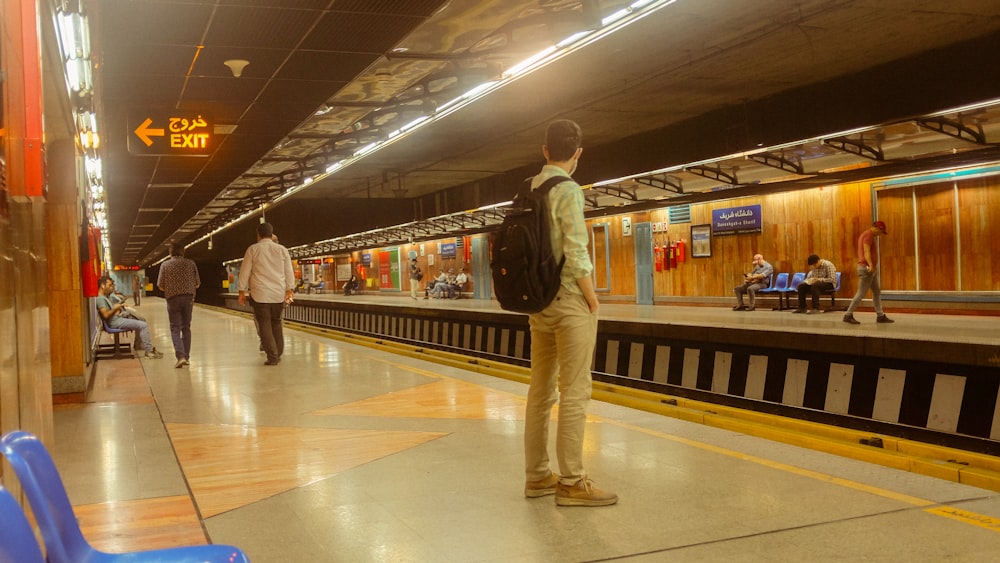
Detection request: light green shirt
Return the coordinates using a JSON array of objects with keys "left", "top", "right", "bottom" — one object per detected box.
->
[{"left": 531, "top": 165, "right": 592, "bottom": 294}]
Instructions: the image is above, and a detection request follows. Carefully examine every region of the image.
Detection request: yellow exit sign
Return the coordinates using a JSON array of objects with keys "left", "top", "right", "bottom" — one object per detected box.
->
[{"left": 127, "top": 111, "right": 214, "bottom": 156}]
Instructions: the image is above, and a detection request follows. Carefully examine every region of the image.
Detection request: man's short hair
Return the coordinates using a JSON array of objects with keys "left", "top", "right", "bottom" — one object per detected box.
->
[
  {"left": 98, "top": 275, "right": 112, "bottom": 287},
  {"left": 807, "top": 254, "right": 820, "bottom": 265},
  {"left": 170, "top": 244, "right": 184, "bottom": 257},
  {"left": 257, "top": 222, "right": 274, "bottom": 239},
  {"left": 545, "top": 119, "right": 582, "bottom": 161}
]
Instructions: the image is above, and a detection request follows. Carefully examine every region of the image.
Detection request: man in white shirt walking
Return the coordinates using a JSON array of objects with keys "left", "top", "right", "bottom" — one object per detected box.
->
[{"left": 238, "top": 223, "right": 295, "bottom": 365}]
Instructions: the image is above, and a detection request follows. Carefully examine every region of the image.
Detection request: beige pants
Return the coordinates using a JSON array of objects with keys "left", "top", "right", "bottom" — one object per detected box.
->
[{"left": 524, "top": 286, "right": 598, "bottom": 484}]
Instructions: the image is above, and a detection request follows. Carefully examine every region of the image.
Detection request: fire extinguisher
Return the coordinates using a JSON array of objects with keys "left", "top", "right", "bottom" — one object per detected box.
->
[
  {"left": 663, "top": 240, "right": 671, "bottom": 271},
  {"left": 676, "top": 238, "right": 686, "bottom": 263},
  {"left": 669, "top": 240, "right": 678, "bottom": 269},
  {"left": 654, "top": 243, "right": 663, "bottom": 272},
  {"left": 81, "top": 225, "right": 101, "bottom": 297}
]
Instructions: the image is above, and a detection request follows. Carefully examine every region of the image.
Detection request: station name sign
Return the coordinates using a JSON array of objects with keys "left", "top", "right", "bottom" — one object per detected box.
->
[
  {"left": 127, "top": 111, "right": 213, "bottom": 156},
  {"left": 711, "top": 204, "right": 762, "bottom": 236}
]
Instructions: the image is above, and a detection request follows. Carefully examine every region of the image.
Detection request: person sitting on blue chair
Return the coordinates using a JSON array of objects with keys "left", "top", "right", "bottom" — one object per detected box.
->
[
  {"left": 96, "top": 275, "right": 163, "bottom": 358},
  {"left": 733, "top": 253, "right": 773, "bottom": 311},
  {"left": 343, "top": 273, "right": 360, "bottom": 295},
  {"left": 430, "top": 269, "right": 458, "bottom": 299},
  {"left": 793, "top": 254, "right": 837, "bottom": 314}
]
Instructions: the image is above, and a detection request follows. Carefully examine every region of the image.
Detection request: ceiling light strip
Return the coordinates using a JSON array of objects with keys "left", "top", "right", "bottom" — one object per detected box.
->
[{"left": 192, "top": 0, "right": 680, "bottom": 251}]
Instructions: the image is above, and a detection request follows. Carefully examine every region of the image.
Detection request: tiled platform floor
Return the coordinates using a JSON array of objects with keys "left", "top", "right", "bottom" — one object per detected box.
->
[{"left": 53, "top": 298, "right": 1000, "bottom": 561}]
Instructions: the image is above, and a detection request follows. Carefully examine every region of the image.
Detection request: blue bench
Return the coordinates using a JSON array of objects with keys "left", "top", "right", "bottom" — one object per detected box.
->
[{"left": 97, "top": 315, "right": 135, "bottom": 359}]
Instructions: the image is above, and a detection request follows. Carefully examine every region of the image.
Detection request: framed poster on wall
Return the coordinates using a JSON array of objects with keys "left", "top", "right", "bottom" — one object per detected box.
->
[{"left": 691, "top": 224, "right": 712, "bottom": 258}]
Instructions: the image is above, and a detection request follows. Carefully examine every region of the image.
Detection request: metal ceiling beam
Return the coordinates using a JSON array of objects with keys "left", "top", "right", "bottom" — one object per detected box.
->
[
  {"left": 592, "top": 183, "right": 639, "bottom": 201},
  {"left": 635, "top": 174, "right": 683, "bottom": 193},
  {"left": 747, "top": 151, "right": 805, "bottom": 175},
  {"left": 824, "top": 134, "right": 885, "bottom": 161},
  {"left": 685, "top": 164, "right": 739, "bottom": 185},
  {"left": 917, "top": 116, "right": 988, "bottom": 145}
]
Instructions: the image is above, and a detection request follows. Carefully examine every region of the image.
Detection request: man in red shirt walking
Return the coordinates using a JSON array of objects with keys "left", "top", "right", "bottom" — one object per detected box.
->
[{"left": 843, "top": 220, "right": 894, "bottom": 325}]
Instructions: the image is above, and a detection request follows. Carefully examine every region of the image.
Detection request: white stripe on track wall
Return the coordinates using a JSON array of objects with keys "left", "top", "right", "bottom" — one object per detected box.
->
[
  {"left": 653, "top": 345, "right": 671, "bottom": 384},
  {"left": 746, "top": 355, "right": 769, "bottom": 400},
  {"left": 712, "top": 351, "right": 733, "bottom": 394},
  {"left": 628, "top": 342, "right": 644, "bottom": 379},
  {"left": 783, "top": 358, "right": 809, "bottom": 407},
  {"left": 873, "top": 368, "right": 907, "bottom": 423},
  {"left": 825, "top": 363, "right": 854, "bottom": 414},
  {"left": 682, "top": 348, "right": 700, "bottom": 388},
  {"left": 928, "top": 373, "right": 966, "bottom": 433}
]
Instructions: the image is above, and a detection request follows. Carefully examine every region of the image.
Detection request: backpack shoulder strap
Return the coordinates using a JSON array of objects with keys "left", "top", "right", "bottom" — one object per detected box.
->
[{"left": 533, "top": 175, "right": 573, "bottom": 194}]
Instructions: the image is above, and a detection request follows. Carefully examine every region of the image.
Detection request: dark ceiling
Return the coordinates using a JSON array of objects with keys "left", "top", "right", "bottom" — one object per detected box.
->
[{"left": 93, "top": 0, "right": 1000, "bottom": 266}]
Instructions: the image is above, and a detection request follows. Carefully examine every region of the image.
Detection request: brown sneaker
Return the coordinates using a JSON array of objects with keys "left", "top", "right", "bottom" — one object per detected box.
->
[
  {"left": 555, "top": 478, "right": 618, "bottom": 507},
  {"left": 524, "top": 472, "right": 560, "bottom": 498}
]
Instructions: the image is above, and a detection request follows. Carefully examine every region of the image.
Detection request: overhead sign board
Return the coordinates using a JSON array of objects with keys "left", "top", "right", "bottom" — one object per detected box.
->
[
  {"left": 711, "top": 204, "right": 762, "bottom": 236},
  {"left": 127, "top": 111, "right": 213, "bottom": 156}
]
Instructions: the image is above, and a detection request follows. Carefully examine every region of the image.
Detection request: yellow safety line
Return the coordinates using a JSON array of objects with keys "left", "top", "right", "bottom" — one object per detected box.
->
[{"left": 337, "top": 343, "right": 1000, "bottom": 533}]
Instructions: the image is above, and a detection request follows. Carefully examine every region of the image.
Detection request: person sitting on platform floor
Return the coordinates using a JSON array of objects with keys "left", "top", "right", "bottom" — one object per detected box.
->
[
  {"left": 733, "top": 253, "right": 773, "bottom": 311},
  {"left": 793, "top": 254, "right": 837, "bottom": 314},
  {"left": 97, "top": 275, "right": 163, "bottom": 358}
]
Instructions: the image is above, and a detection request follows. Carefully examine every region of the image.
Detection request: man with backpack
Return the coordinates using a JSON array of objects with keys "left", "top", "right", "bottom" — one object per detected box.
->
[{"left": 522, "top": 120, "right": 617, "bottom": 507}]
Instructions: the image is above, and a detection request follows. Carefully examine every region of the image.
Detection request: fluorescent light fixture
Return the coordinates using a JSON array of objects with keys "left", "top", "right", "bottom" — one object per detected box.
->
[
  {"left": 926, "top": 97, "right": 1000, "bottom": 118},
  {"left": 400, "top": 116, "right": 430, "bottom": 131},
  {"left": 435, "top": 96, "right": 464, "bottom": 114},
  {"left": 189, "top": 0, "right": 684, "bottom": 251},
  {"left": 58, "top": 11, "right": 90, "bottom": 60},
  {"left": 354, "top": 142, "right": 380, "bottom": 157},
  {"left": 602, "top": 7, "right": 632, "bottom": 26},
  {"left": 462, "top": 81, "right": 499, "bottom": 100},
  {"left": 557, "top": 31, "right": 591, "bottom": 48},
  {"left": 502, "top": 46, "right": 558, "bottom": 79},
  {"left": 475, "top": 200, "right": 513, "bottom": 211},
  {"left": 85, "top": 157, "right": 102, "bottom": 180}
]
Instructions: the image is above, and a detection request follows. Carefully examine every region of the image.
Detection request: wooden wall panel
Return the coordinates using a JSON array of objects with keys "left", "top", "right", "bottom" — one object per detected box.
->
[
  {"left": 876, "top": 187, "right": 917, "bottom": 291},
  {"left": 608, "top": 182, "right": 873, "bottom": 300},
  {"left": 958, "top": 180, "right": 1000, "bottom": 291},
  {"left": 915, "top": 185, "right": 957, "bottom": 291},
  {"left": 592, "top": 223, "right": 609, "bottom": 290}
]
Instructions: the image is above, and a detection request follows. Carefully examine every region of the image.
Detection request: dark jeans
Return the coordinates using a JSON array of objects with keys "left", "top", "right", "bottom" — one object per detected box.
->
[
  {"left": 166, "top": 294, "right": 194, "bottom": 360},
  {"left": 797, "top": 281, "right": 834, "bottom": 310},
  {"left": 251, "top": 299, "right": 285, "bottom": 362}
]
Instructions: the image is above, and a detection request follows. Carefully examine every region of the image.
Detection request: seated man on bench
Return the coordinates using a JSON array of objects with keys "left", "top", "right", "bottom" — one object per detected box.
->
[
  {"left": 96, "top": 275, "right": 163, "bottom": 359},
  {"left": 343, "top": 274, "right": 360, "bottom": 295}
]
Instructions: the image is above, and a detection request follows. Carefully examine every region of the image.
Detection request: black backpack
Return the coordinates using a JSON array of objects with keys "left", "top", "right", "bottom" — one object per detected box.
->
[{"left": 490, "top": 175, "right": 571, "bottom": 313}]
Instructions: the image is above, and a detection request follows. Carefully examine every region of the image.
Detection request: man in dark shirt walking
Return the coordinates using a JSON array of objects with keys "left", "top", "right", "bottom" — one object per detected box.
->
[{"left": 157, "top": 245, "right": 201, "bottom": 368}]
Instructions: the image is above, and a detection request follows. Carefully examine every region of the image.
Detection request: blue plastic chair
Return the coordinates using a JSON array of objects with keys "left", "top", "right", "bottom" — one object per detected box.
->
[
  {"left": 821, "top": 271, "right": 843, "bottom": 306},
  {"left": 781, "top": 272, "right": 807, "bottom": 310},
  {"left": 0, "top": 431, "right": 250, "bottom": 563},
  {"left": 757, "top": 272, "right": 788, "bottom": 309},
  {"left": 0, "top": 483, "right": 45, "bottom": 563}
]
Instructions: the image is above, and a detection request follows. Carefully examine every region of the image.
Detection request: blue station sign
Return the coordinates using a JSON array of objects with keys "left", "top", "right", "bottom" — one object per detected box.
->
[{"left": 712, "top": 204, "right": 762, "bottom": 235}]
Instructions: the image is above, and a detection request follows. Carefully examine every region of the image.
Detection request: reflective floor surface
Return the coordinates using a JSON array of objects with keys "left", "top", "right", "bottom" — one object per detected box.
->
[{"left": 53, "top": 298, "right": 1000, "bottom": 562}]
